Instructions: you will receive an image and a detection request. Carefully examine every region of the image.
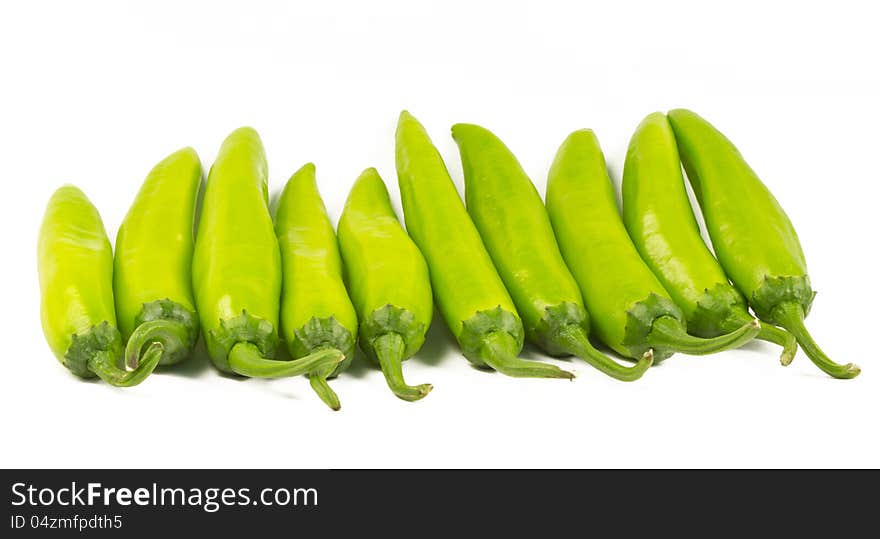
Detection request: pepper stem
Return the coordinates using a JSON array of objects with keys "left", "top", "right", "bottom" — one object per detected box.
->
[
  {"left": 227, "top": 343, "right": 344, "bottom": 378},
  {"left": 88, "top": 342, "right": 163, "bottom": 387},
  {"left": 771, "top": 302, "right": 860, "bottom": 379},
  {"left": 125, "top": 319, "right": 192, "bottom": 370},
  {"left": 372, "top": 332, "right": 432, "bottom": 402},
  {"left": 756, "top": 324, "right": 799, "bottom": 366},
  {"left": 478, "top": 331, "right": 575, "bottom": 379},
  {"left": 308, "top": 374, "right": 342, "bottom": 411},
  {"left": 725, "top": 312, "right": 799, "bottom": 366},
  {"left": 647, "top": 315, "right": 760, "bottom": 356},
  {"left": 555, "top": 325, "right": 653, "bottom": 381}
]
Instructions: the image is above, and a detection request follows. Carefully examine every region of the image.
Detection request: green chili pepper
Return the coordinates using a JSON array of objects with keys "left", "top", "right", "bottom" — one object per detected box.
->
[
  {"left": 667, "top": 109, "right": 859, "bottom": 379},
  {"left": 396, "top": 111, "right": 574, "bottom": 380},
  {"left": 622, "top": 112, "right": 798, "bottom": 365},
  {"left": 114, "top": 147, "right": 202, "bottom": 373},
  {"left": 38, "top": 185, "right": 161, "bottom": 385},
  {"left": 192, "top": 127, "right": 343, "bottom": 381},
  {"left": 275, "top": 163, "right": 359, "bottom": 410},
  {"left": 337, "top": 167, "right": 433, "bottom": 401},
  {"left": 452, "top": 123, "right": 653, "bottom": 381},
  {"left": 545, "top": 129, "right": 760, "bottom": 362}
]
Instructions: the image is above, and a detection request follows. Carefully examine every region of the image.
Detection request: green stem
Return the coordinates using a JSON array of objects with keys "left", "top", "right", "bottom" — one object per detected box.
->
[
  {"left": 647, "top": 315, "right": 760, "bottom": 356},
  {"left": 308, "top": 374, "right": 342, "bottom": 411},
  {"left": 771, "top": 302, "right": 860, "bottom": 379},
  {"left": 757, "top": 324, "right": 799, "bottom": 366},
  {"left": 372, "top": 332, "right": 432, "bottom": 402},
  {"left": 125, "top": 319, "right": 192, "bottom": 370},
  {"left": 88, "top": 342, "right": 163, "bottom": 387},
  {"left": 555, "top": 325, "right": 653, "bottom": 381},
  {"left": 228, "top": 343, "right": 344, "bottom": 378},
  {"left": 478, "top": 331, "right": 575, "bottom": 379},
  {"left": 726, "top": 311, "right": 799, "bottom": 366}
]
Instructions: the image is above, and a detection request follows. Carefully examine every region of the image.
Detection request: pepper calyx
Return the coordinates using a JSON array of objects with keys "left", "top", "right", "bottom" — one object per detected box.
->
[
  {"left": 689, "top": 282, "right": 750, "bottom": 337},
  {"left": 132, "top": 299, "right": 198, "bottom": 365},
  {"left": 533, "top": 302, "right": 589, "bottom": 357},
  {"left": 750, "top": 275, "right": 815, "bottom": 323},
  {"left": 359, "top": 304, "right": 426, "bottom": 363},
  {"left": 206, "top": 310, "right": 279, "bottom": 373},
  {"left": 458, "top": 306, "right": 524, "bottom": 368},
  {"left": 292, "top": 316, "right": 356, "bottom": 377},
  {"left": 65, "top": 321, "right": 122, "bottom": 378},
  {"left": 622, "top": 293, "right": 682, "bottom": 361}
]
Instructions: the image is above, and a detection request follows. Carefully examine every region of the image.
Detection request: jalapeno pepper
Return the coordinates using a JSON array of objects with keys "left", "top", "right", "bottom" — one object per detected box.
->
[
  {"left": 667, "top": 108, "right": 859, "bottom": 379},
  {"left": 114, "top": 147, "right": 202, "bottom": 372},
  {"left": 338, "top": 167, "right": 434, "bottom": 401},
  {"left": 38, "top": 185, "right": 161, "bottom": 385},
  {"left": 452, "top": 123, "right": 653, "bottom": 381},
  {"left": 396, "top": 111, "right": 574, "bottom": 380},
  {"left": 192, "top": 127, "right": 343, "bottom": 381},
  {"left": 275, "top": 163, "right": 359, "bottom": 410},
  {"left": 622, "top": 112, "right": 798, "bottom": 364},
  {"left": 546, "top": 129, "right": 760, "bottom": 362}
]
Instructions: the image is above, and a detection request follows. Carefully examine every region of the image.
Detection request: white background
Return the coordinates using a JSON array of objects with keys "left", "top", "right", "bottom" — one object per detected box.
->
[{"left": 1, "top": 1, "right": 877, "bottom": 468}]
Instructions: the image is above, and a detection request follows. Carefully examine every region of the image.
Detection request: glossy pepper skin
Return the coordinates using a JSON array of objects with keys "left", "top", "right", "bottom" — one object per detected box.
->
[
  {"left": 114, "top": 147, "right": 202, "bottom": 371},
  {"left": 545, "top": 129, "right": 760, "bottom": 361},
  {"left": 275, "top": 163, "right": 359, "bottom": 410},
  {"left": 452, "top": 123, "right": 653, "bottom": 381},
  {"left": 396, "top": 111, "right": 573, "bottom": 379},
  {"left": 337, "top": 168, "right": 434, "bottom": 401},
  {"left": 667, "top": 109, "right": 859, "bottom": 379},
  {"left": 192, "top": 127, "right": 343, "bottom": 381},
  {"left": 38, "top": 185, "right": 161, "bottom": 385},
  {"left": 622, "top": 113, "right": 798, "bottom": 364}
]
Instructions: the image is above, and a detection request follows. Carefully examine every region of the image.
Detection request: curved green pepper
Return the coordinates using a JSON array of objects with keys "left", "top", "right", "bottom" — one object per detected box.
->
[
  {"left": 622, "top": 112, "right": 798, "bottom": 364},
  {"left": 38, "top": 185, "right": 161, "bottom": 385},
  {"left": 546, "top": 129, "right": 760, "bottom": 362},
  {"left": 667, "top": 108, "right": 859, "bottom": 379},
  {"left": 396, "top": 111, "right": 573, "bottom": 380},
  {"left": 275, "top": 163, "right": 359, "bottom": 410},
  {"left": 337, "top": 168, "right": 433, "bottom": 401},
  {"left": 452, "top": 123, "right": 653, "bottom": 381},
  {"left": 114, "top": 147, "right": 202, "bottom": 372},
  {"left": 192, "top": 128, "right": 343, "bottom": 382}
]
